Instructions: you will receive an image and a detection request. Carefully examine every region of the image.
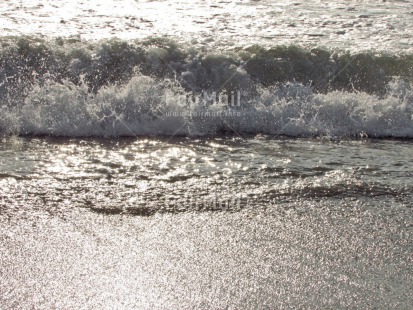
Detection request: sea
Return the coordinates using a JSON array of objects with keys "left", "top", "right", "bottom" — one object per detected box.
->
[{"left": 0, "top": 0, "right": 412, "bottom": 308}]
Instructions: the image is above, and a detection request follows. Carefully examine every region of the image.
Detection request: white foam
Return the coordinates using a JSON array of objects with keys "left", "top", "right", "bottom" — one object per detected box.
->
[{"left": 2, "top": 75, "right": 413, "bottom": 138}]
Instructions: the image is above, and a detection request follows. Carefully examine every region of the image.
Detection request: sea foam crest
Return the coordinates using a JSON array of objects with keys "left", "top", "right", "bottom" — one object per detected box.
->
[
  {"left": 1, "top": 73, "right": 413, "bottom": 138},
  {"left": 1, "top": 37, "right": 413, "bottom": 138}
]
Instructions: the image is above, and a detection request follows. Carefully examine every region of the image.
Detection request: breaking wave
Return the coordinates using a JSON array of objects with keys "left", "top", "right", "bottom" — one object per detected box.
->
[{"left": 1, "top": 36, "right": 413, "bottom": 138}]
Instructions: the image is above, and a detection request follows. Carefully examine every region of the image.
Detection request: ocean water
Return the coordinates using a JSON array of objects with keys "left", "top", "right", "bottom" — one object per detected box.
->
[{"left": 1, "top": 0, "right": 412, "bottom": 308}]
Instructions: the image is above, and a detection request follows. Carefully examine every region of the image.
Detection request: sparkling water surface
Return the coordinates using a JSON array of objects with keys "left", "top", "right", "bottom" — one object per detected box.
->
[
  {"left": 0, "top": 136, "right": 412, "bottom": 308},
  {"left": 1, "top": 0, "right": 413, "bottom": 52}
]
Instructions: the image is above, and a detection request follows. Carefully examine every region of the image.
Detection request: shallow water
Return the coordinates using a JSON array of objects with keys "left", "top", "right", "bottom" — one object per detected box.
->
[
  {"left": 0, "top": 136, "right": 412, "bottom": 308},
  {"left": 2, "top": 136, "right": 413, "bottom": 211}
]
